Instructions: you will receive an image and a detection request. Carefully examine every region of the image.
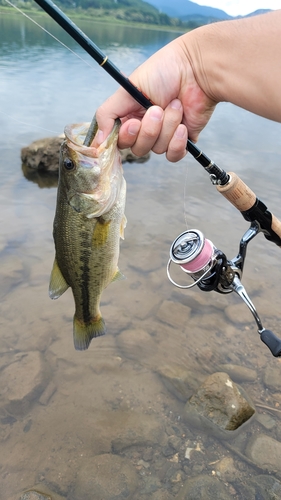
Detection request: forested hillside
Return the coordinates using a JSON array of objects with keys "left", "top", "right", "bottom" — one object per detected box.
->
[
  {"left": 0, "top": 0, "right": 198, "bottom": 28},
  {"left": 42, "top": 0, "right": 176, "bottom": 25}
]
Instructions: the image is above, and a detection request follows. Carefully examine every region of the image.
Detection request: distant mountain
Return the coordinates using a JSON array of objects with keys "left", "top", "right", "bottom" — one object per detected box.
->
[
  {"left": 244, "top": 9, "right": 272, "bottom": 17},
  {"left": 146, "top": 0, "right": 232, "bottom": 20}
]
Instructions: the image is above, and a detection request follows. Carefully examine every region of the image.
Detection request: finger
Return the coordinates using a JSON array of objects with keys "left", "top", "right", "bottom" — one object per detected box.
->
[
  {"left": 166, "top": 124, "right": 188, "bottom": 163},
  {"left": 152, "top": 99, "right": 183, "bottom": 154},
  {"left": 117, "top": 119, "right": 141, "bottom": 150},
  {"left": 130, "top": 106, "right": 164, "bottom": 157}
]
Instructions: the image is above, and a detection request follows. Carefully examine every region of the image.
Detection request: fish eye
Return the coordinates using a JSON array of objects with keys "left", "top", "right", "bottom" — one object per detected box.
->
[{"left": 64, "top": 158, "right": 75, "bottom": 171}]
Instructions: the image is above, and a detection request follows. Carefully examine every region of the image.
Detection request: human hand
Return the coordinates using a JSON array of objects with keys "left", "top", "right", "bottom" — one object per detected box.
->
[{"left": 93, "top": 34, "right": 217, "bottom": 162}]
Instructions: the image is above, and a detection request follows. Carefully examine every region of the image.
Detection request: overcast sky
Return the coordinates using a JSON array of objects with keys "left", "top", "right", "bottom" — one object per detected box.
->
[{"left": 194, "top": 0, "right": 281, "bottom": 16}]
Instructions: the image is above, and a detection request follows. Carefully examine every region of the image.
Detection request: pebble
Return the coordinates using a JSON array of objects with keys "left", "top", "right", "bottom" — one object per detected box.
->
[
  {"left": 156, "top": 300, "right": 191, "bottom": 330},
  {"left": 175, "top": 474, "right": 233, "bottom": 500},
  {"left": 256, "top": 412, "right": 276, "bottom": 430},
  {"left": 0, "top": 351, "right": 49, "bottom": 416},
  {"left": 214, "top": 456, "right": 240, "bottom": 482},
  {"left": 157, "top": 363, "right": 204, "bottom": 402},
  {"left": 19, "top": 492, "right": 51, "bottom": 500},
  {"left": 38, "top": 381, "right": 57, "bottom": 406},
  {"left": 72, "top": 453, "right": 138, "bottom": 500},
  {"left": 19, "top": 485, "right": 65, "bottom": 500},
  {"left": 245, "top": 433, "right": 281, "bottom": 473},
  {"left": 218, "top": 363, "right": 257, "bottom": 383}
]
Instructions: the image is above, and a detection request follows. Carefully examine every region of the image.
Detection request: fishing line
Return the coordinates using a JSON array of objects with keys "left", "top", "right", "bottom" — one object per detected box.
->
[
  {"left": 183, "top": 163, "right": 190, "bottom": 229},
  {"left": 0, "top": 109, "right": 60, "bottom": 135},
  {"left": 4, "top": 0, "right": 96, "bottom": 70},
  {"left": 2, "top": 0, "right": 97, "bottom": 137}
]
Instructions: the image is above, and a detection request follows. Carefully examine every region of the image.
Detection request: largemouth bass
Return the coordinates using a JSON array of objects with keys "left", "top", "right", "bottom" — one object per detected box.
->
[{"left": 49, "top": 118, "right": 126, "bottom": 350}]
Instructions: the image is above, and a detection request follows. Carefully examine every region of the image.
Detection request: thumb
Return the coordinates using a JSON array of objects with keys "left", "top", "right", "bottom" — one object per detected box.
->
[{"left": 92, "top": 87, "right": 144, "bottom": 147}]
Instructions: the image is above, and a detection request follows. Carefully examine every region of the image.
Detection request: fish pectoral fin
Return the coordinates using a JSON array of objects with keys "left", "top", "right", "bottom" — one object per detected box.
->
[
  {"left": 111, "top": 268, "right": 126, "bottom": 283},
  {"left": 49, "top": 258, "right": 69, "bottom": 299},
  {"left": 73, "top": 315, "right": 106, "bottom": 351},
  {"left": 92, "top": 217, "right": 111, "bottom": 247},
  {"left": 120, "top": 214, "right": 127, "bottom": 240}
]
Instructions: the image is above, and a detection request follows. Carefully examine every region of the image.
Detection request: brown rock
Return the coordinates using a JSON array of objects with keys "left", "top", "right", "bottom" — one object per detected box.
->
[
  {"left": 183, "top": 372, "right": 255, "bottom": 435},
  {"left": 21, "top": 136, "right": 63, "bottom": 172},
  {"left": 21, "top": 137, "right": 150, "bottom": 174}
]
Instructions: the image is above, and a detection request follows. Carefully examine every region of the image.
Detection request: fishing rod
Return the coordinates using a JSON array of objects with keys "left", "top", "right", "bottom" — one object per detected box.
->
[
  {"left": 33, "top": 0, "right": 281, "bottom": 356},
  {"left": 33, "top": 0, "right": 228, "bottom": 181}
]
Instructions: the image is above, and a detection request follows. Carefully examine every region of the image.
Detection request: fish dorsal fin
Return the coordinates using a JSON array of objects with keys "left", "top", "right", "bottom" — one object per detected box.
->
[{"left": 49, "top": 258, "right": 69, "bottom": 299}]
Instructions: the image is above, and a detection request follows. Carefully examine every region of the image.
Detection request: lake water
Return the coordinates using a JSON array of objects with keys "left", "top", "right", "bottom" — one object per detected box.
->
[{"left": 1, "top": 9, "right": 281, "bottom": 500}]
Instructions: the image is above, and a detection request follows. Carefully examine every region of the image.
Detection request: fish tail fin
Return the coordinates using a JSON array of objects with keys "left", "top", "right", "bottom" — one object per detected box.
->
[{"left": 73, "top": 315, "right": 106, "bottom": 351}]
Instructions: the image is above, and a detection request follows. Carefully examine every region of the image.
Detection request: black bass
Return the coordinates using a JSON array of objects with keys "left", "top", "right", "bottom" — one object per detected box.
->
[{"left": 49, "top": 118, "right": 126, "bottom": 350}]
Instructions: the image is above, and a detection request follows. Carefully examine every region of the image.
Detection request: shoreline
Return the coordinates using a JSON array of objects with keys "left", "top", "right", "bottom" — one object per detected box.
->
[{"left": 0, "top": 5, "right": 189, "bottom": 34}]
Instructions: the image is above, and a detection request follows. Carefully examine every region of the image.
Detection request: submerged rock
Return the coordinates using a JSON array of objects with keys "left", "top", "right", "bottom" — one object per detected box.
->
[
  {"left": 183, "top": 372, "right": 255, "bottom": 439},
  {"left": 175, "top": 474, "right": 233, "bottom": 500},
  {"left": 263, "top": 363, "right": 281, "bottom": 391},
  {"left": 0, "top": 352, "right": 50, "bottom": 416},
  {"left": 235, "top": 474, "right": 281, "bottom": 498},
  {"left": 157, "top": 363, "right": 204, "bottom": 402},
  {"left": 21, "top": 135, "right": 150, "bottom": 173},
  {"left": 72, "top": 454, "right": 138, "bottom": 500},
  {"left": 156, "top": 300, "right": 191, "bottom": 330},
  {"left": 218, "top": 363, "right": 257, "bottom": 383},
  {"left": 245, "top": 433, "right": 281, "bottom": 474}
]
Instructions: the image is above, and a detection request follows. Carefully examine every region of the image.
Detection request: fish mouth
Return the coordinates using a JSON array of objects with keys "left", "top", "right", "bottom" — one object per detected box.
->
[{"left": 64, "top": 118, "right": 121, "bottom": 157}]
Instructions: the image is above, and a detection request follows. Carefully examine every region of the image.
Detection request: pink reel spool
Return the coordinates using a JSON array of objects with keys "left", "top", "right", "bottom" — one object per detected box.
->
[
  {"left": 169, "top": 229, "right": 215, "bottom": 275},
  {"left": 180, "top": 237, "right": 214, "bottom": 273}
]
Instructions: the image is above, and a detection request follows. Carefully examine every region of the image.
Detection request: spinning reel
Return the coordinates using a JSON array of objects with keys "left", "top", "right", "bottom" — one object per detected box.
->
[{"left": 167, "top": 170, "right": 281, "bottom": 358}]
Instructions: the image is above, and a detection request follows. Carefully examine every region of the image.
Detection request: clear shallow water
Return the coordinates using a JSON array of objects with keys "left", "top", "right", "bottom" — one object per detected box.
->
[{"left": 1, "top": 10, "right": 281, "bottom": 500}]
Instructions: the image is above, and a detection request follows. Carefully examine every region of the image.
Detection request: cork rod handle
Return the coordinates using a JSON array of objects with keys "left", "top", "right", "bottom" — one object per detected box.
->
[{"left": 216, "top": 172, "right": 281, "bottom": 240}]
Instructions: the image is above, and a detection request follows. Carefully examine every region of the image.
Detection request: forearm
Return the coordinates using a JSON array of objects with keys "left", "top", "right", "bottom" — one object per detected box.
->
[{"left": 181, "top": 11, "right": 281, "bottom": 121}]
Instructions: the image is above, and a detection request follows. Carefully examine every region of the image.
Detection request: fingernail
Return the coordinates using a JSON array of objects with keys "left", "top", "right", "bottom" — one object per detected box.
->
[
  {"left": 128, "top": 122, "right": 139, "bottom": 136},
  {"left": 149, "top": 107, "right": 163, "bottom": 122},
  {"left": 175, "top": 124, "right": 186, "bottom": 139},
  {"left": 95, "top": 130, "right": 104, "bottom": 144},
  {"left": 170, "top": 99, "right": 182, "bottom": 110}
]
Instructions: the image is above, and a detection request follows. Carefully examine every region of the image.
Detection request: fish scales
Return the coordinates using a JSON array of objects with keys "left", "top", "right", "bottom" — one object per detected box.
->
[{"left": 49, "top": 119, "right": 126, "bottom": 350}]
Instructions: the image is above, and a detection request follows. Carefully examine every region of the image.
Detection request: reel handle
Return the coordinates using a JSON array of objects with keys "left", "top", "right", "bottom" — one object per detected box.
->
[
  {"left": 216, "top": 172, "right": 281, "bottom": 243},
  {"left": 260, "top": 330, "right": 281, "bottom": 357}
]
